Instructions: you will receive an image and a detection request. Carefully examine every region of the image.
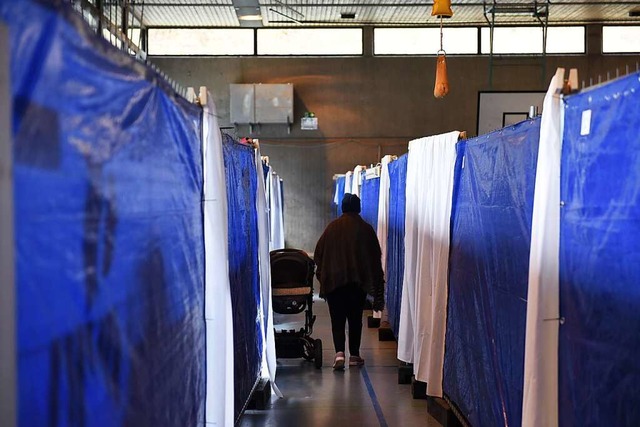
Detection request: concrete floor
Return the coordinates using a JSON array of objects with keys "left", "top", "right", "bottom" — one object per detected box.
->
[{"left": 240, "top": 295, "right": 440, "bottom": 427}]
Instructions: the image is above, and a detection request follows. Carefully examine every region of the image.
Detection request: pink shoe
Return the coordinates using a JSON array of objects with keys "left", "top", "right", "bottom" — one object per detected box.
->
[
  {"left": 349, "top": 355, "right": 365, "bottom": 367},
  {"left": 333, "top": 352, "right": 345, "bottom": 370}
]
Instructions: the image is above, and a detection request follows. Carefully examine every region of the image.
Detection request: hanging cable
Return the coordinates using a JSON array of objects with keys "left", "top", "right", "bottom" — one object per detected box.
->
[{"left": 440, "top": 15, "right": 443, "bottom": 52}]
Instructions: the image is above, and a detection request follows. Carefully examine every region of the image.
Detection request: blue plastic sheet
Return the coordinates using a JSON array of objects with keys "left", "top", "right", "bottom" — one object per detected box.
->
[
  {"left": 386, "top": 155, "right": 408, "bottom": 337},
  {"left": 444, "top": 119, "right": 540, "bottom": 426},
  {"left": 333, "top": 175, "right": 346, "bottom": 218},
  {"left": 222, "top": 134, "right": 262, "bottom": 422},
  {"left": 559, "top": 73, "right": 640, "bottom": 427},
  {"left": 360, "top": 175, "right": 380, "bottom": 230},
  {"left": 3, "top": 1, "right": 206, "bottom": 425}
]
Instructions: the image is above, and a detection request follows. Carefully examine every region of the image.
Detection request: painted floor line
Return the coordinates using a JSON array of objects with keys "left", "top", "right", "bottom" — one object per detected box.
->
[{"left": 361, "top": 366, "right": 389, "bottom": 427}]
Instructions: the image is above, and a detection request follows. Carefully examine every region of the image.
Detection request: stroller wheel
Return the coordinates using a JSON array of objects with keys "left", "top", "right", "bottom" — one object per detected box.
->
[
  {"left": 302, "top": 339, "right": 314, "bottom": 361},
  {"left": 314, "top": 339, "right": 323, "bottom": 369}
]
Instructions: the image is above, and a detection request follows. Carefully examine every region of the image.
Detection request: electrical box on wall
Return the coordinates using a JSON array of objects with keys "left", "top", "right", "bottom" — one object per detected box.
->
[
  {"left": 255, "top": 84, "right": 293, "bottom": 123},
  {"left": 229, "top": 84, "right": 255, "bottom": 124},
  {"left": 230, "top": 83, "right": 293, "bottom": 130}
]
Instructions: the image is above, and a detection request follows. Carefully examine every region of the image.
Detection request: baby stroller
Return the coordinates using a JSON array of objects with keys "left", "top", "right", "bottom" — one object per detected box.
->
[{"left": 270, "top": 248, "right": 323, "bottom": 369}]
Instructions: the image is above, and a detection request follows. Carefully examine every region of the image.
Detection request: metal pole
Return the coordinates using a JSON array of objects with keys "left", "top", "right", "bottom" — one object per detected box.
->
[
  {"left": 121, "top": 0, "right": 129, "bottom": 52},
  {"left": 489, "top": 1, "right": 495, "bottom": 89},
  {"left": 141, "top": 27, "right": 148, "bottom": 53},
  {"left": 0, "top": 22, "right": 17, "bottom": 427},
  {"left": 541, "top": 0, "right": 549, "bottom": 85},
  {"left": 483, "top": 0, "right": 495, "bottom": 89},
  {"left": 96, "top": 0, "right": 103, "bottom": 35}
]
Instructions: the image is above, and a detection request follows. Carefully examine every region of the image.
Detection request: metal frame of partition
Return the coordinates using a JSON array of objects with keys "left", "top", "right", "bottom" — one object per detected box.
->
[
  {"left": 483, "top": 0, "right": 550, "bottom": 87},
  {"left": 70, "top": 0, "right": 148, "bottom": 54},
  {"left": 0, "top": 22, "right": 16, "bottom": 427}
]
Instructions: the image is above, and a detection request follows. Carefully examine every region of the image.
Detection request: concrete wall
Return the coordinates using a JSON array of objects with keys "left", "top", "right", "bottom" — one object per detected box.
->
[{"left": 152, "top": 30, "right": 639, "bottom": 251}]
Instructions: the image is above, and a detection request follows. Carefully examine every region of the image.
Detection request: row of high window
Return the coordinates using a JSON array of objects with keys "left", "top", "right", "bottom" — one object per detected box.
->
[{"left": 144, "top": 26, "right": 640, "bottom": 56}]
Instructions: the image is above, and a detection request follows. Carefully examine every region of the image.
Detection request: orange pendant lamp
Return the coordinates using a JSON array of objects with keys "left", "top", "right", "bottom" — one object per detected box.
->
[
  {"left": 432, "top": 0, "right": 453, "bottom": 98},
  {"left": 433, "top": 51, "right": 449, "bottom": 98},
  {"left": 431, "top": 0, "right": 453, "bottom": 18}
]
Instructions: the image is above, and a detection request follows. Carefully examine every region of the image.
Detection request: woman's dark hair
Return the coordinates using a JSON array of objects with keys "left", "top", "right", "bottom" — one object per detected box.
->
[{"left": 341, "top": 193, "right": 361, "bottom": 214}]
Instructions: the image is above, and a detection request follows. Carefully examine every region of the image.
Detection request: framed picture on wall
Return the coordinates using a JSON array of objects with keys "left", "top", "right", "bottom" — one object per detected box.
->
[
  {"left": 503, "top": 112, "right": 529, "bottom": 127},
  {"left": 477, "top": 91, "right": 545, "bottom": 136}
]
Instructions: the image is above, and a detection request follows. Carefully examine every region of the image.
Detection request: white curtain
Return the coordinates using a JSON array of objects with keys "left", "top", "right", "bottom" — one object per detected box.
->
[
  {"left": 344, "top": 171, "right": 353, "bottom": 194},
  {"left": 268, "top": 167, "right": 285, "bottom": 251},
  {"left": 254, "top": 148, "right": 282, "bottom": 398},
  {"left": 397, "top": 131, "right": 460, "bottom": 397},
  {"left": 522, "top": 68, "right": 565, "bottom": 427},
  {"left": 202, "top": 93, "right": 234, "bottom": 427},
  {"left": 377, "top": 155, "right": 395, "bottom": 275},
  {"left": 376, "top": 155, "right": 395, "bottom": 322},
  {"left": 351, "top": 165, "right": 365, "bottom": 197}
]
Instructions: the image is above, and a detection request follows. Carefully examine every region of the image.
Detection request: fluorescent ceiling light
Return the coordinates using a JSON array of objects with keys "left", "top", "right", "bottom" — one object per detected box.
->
[
  {"left": 236, "top": 6, "right": 262, "bottom": 20},
  {"left": 238, "top": 14, "right": 262, "bottom": 20}
]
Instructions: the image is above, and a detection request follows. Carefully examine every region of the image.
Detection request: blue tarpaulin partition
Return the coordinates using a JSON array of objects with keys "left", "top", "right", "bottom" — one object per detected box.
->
[
  {"left": 333, "top": 175, "right": 346, "bottom": 218},
  {"left": 559, "top": 73, "right": 640, "bottom": 426},
  {"left": 3, "top": 0, "right": 206, "bottom": 425},
  {"left": 222, "top": 134, "right": 263, "bottom": 422},
  {"left": 444, "top": 119, "right": 540, "bottom": 426},
  {"left": 386, "top": 155, "right": 408, "bottom": 337},
  {"left": 361, "top": 175, "right": 380, "bottom": 230}
]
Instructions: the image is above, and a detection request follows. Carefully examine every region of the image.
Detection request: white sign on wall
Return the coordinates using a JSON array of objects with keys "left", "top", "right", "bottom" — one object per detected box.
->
[{"left": 301, "top": 117, "right": 318, "bottom": 130}]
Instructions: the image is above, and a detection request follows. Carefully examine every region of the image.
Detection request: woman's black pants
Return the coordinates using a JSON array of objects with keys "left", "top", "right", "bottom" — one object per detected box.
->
[{"left": 326, "top": 284, "right": 367, "bottom": 356}]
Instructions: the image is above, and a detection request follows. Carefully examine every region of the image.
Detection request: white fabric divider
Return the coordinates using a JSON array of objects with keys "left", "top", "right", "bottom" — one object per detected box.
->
[
  {"left": 254, "top": 147, "right": 282, "bottom": 398},
  {"left": 376, "top": 155, "right": 394, "bottom": 275},
  {"left": 333, "top": 176, "right": 342, "bottom": 205},
  {"left": 351, "top": 165, "right": 365, "bottom": 197},
  {"left": 397, "top": 131, "right": 460, "bottom": 397},
  {"left": 344, "top": 171, "right": 353, "bottom": 194},
  {"left": 202, "top": 92, "right": 234, "bottom": 427},
  {"left": 522, "top": 68, "right": 565, "bottom": 427},
  {"left": 376, "top": 155, "right": 395, "bottom": 323},
  {"left": 268, "top": 167, "right": 285, "bottom": 251},
  {"left": 265, "top": 168, "right": 274, "bottom": 250}
]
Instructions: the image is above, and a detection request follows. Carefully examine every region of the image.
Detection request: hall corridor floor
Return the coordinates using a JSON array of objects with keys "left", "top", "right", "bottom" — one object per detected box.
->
[{"left": 240, "top": 295, "right": 440, "bottom": 427}]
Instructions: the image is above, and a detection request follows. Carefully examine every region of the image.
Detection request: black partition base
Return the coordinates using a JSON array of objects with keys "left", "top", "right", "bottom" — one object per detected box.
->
[
  {"left": 378, "top": 326, "right": 396, "bottom": 342},
  {"left": 398, "top": 363, "right": 413, "bottom": 384},
  {"left": 411, "top": 376, "right": 428, "bottom": 400},
  {"left": 367, "top": 315, "right": 381, "bottom": 328},
  {"left": 247, "top": 378, "right": 271, "bottom": 411},
  {"left": 428, "top": 396, "right": 466, "bottom": 427}
]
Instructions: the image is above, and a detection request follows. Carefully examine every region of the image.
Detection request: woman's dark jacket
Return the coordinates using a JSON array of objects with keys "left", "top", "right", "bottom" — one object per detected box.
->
[{"left": 314, "top": 212, "right": 385, "bottom": 310}]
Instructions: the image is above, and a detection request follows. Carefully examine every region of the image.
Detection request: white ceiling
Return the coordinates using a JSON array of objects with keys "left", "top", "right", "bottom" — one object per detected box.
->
[{"left": 131, "top": 1, "right": 640, "bottom": 27}]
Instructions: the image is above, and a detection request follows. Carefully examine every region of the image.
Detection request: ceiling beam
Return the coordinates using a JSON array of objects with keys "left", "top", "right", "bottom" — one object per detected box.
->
[{"left": 139, "top": 1, "right": 640, "bottom": 6}]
